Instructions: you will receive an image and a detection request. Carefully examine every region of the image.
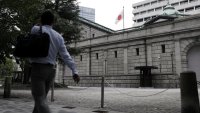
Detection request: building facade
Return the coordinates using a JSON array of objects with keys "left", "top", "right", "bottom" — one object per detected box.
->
[
  {"left": 79, "top": 6, "right": 95, "bottom": 22},
  {"left": 132, "top": 0, "right": 200, "bottom": 26},
  {"left": 57, "top": 14, "right": 200, "bottom": 88}
]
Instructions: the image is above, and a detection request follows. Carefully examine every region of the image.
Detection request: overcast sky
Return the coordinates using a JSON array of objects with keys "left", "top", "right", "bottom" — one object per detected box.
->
[{"left": 77, "top": 0, "right": 144, "bottom": 30}]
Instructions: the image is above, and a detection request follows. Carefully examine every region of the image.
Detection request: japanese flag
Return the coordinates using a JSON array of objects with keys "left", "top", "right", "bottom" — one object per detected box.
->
[{"left": 115, "top": 10, "right": 123, "bottom": 24}]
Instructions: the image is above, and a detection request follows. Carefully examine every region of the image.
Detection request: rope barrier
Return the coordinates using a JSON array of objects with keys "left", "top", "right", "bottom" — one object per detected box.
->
[
  {"left": 59, "top": 80, "right": 170, "bottom": 97},
  {"left": 57, "top": 76, "right": 200, "bottom": 98},
  {"left": 60, "top": 75, "right": 172, "bottom": 97},
  {"left": 105, "top": 80, "right": 169, "bottom": 97},
  {"left": 53, "top": 82, "right": 92, "bottom": 91},
  {"left": 67, "top": 86, "right": 91, "bottom": 91}
]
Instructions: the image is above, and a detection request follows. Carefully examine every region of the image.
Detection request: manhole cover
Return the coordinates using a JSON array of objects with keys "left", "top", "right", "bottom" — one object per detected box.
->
[
  {"left": 62, "top": 106, "right": 76, "bottom": 109},
  {"left": 93, "top": 110, "right": 109, "bottom": 113}
]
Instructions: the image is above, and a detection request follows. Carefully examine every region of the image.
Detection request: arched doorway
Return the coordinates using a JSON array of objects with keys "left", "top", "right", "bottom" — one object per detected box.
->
[{"left": 187, "top": 45, "right": 200, "bottom": 82}]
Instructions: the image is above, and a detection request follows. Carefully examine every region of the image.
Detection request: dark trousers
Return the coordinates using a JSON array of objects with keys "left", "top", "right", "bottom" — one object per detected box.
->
[{"left": 30, "top": 63, "right": 55, "bottom": 113}]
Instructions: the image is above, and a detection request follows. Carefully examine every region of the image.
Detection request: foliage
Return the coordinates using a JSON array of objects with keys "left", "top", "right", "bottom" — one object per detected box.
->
[
  {"left": 0, "top": 0, "right": 44, "bottom": 63},
  {"left": 54, "top": 0, "right": 81, "bottom": 44},
  {"left": 54, "top": 0, "right": 82, "bottom": 53},
  {"left": 0, "top": 58, "right": 14, "bottom": 78},
  {"left": 0, "top": 0, "right": 82, "bottom": 64}
]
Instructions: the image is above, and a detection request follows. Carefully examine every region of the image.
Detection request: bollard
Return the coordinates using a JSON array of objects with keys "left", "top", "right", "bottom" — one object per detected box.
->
[
  {"left": 101, "top": 76, "right": 105, "bottom": 108},
  {"left": 4, "top": 76, "right": 12, "bottom": 98},
  {"left": 180, "top": 71, "right": 200, "bottom": 113}
]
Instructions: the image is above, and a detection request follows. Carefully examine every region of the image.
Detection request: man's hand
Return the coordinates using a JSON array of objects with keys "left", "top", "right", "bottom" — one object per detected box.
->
[{"left": 73, "top": 74, "right": 80, "bottom": 84}]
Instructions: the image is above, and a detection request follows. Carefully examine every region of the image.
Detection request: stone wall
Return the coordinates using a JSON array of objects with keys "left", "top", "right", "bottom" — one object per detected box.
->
[
  {"left": 63, "top": 74, "right": 140, "bottom": 88},
  {"left": 152, "top": 73, "right": 180, "bottom": 88}
]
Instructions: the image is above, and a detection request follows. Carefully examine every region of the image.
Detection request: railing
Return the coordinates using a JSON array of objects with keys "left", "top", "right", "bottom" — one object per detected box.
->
[{"left": 62, "top": 73, "right": 180, "bottom": 88}]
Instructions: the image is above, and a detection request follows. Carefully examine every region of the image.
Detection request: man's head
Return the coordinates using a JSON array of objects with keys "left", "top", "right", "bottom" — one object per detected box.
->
[{"left": 41, "top": 10, "right": 54, "bottom": 25}]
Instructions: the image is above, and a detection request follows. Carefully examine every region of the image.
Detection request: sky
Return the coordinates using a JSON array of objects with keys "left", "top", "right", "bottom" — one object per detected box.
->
[{"left": 77, "top": 0, "right": 144, "bottom": 30}]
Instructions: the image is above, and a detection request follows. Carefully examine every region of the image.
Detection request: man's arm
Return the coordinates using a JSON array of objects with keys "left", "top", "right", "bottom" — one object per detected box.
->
[{"left": 58, "top": 37, "right": 80, "bottom": 83}]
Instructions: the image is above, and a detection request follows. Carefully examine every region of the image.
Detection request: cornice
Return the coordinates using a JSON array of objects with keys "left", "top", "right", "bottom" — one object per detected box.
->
[{"left": 77, "top": 26, "right": 200, "bottom": 49}]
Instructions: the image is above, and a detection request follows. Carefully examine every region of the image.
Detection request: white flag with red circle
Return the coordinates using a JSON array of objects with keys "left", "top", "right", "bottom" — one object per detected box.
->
[{"left": 115, "top": 10, "right": 123, "bottom": 24}]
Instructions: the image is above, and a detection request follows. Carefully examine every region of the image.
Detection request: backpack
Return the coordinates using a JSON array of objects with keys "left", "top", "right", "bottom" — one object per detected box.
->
[{"left": 13, "top": 26, "right": 50, "bottom": 58}]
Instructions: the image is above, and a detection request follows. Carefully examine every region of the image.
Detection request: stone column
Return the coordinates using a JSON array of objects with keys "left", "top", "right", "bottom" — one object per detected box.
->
[
  {"left": 86, "top": 52, "right": 90, "bottom": 75},
  {"left": 175, "top": 39, "right": 182, "bottom": 75},
  {"left": 103, "top": 50, "right": 108, "bottom": 74},
  {"left": 124, "top": 48, "right": 128, "bottom": 74},
  {"left": 147, "top": 44, "right": 152, "bottom": 66}
]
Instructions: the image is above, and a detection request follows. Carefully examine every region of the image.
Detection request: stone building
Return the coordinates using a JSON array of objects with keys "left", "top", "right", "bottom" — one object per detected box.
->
[{"left": 56, "top": 13, "right": 200, "bottom": 88}]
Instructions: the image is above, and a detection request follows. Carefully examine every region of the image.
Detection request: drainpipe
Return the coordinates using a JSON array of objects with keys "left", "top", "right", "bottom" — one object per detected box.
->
[
  {"left": 144, "top": 39, "right": 148, "bottom": 66},
  {"left": 89, "top": 47, "right": 91, "bottom": 75},
  {"left": 89, "top": 27, "right": 92, "bottom": 75},
  {"left": 171, "top": 53, "right": 174, "bottom": 74}
]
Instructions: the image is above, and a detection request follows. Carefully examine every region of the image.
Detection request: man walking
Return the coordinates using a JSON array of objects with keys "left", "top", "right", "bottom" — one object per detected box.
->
[{"left": 29, "top": 10, "right": 80, "bottom": 113}]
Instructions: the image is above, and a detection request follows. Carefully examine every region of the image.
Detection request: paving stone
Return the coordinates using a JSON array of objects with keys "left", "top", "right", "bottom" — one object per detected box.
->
[{"left": 0, "top": 87, "right": 184, "bottom": 113}]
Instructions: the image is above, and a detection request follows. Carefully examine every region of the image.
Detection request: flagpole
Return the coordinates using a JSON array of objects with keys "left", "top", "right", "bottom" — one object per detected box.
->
[{"left": 123, "top": 6, "right": 124, "bottom": 30}]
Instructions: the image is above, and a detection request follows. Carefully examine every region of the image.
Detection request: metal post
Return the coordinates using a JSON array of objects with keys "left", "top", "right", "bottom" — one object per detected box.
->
[
  {"left": 51, "top": 78, "right": 55, "bottom": 102},
  {"left": 180, "top": 71, "right": 200, "bottom": 113},
  {"left": 101, "top": 76, "right": 105, "bottom": 108},
  {"left": 62, "top": 64, "right": 65, "bottom": 85},
  {"left": 101, "top": 60, "right": 107, "bottom": 108}
]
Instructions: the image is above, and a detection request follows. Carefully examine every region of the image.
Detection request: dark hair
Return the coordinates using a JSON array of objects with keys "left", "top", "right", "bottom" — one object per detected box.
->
[{"left": 41, "top": 10, "right": 54, "bottom": 25}]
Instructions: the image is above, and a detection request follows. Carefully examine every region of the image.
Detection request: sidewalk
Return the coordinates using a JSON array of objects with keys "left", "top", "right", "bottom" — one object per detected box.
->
[
  {"left": 0, "top": 87, "right": 182, "bottom": 113},
  {"left": 0, "top": 97, "right": 124, "bottom": 113}
]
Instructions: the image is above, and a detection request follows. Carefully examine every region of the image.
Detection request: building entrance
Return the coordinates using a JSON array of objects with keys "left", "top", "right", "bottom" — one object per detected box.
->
[{"left": 187, "top": 45, "right": 200, "bottom": 83}]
